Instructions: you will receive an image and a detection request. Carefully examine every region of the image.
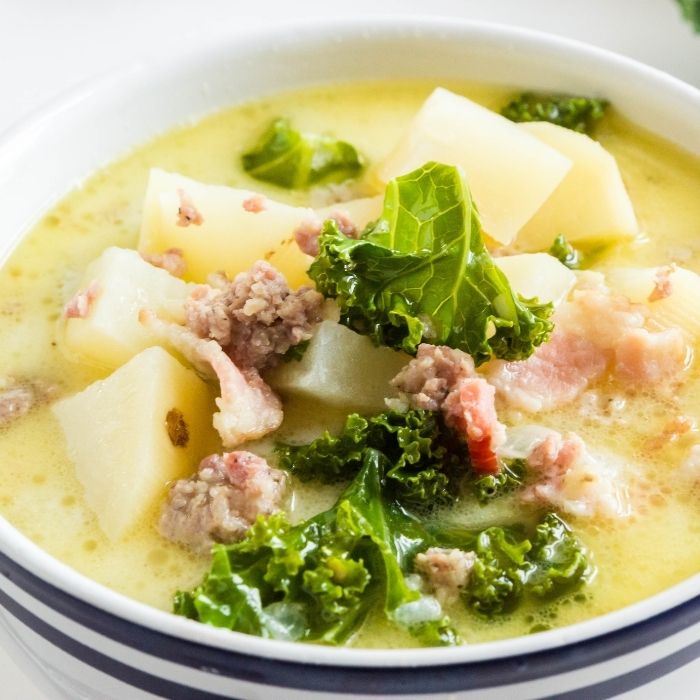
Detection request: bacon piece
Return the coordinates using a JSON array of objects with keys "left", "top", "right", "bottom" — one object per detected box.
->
[
  {"left": 176, "top": 188, "right": 204, "bottom": 227},
  {"left": 159, "top": 451, "right": 286, "bottom": 553},
  {"left": 140, "top": 311, "right": 282, "bottom": 446},
  {"left": 443, "top": 377, "right": 506, "bottom": 474},
  {"left": 63, "top": 280, "right": 100, "bottom": 319},
  {"left": 522, "top": 428, "right": 630, "bottom": 519},
  {"left": 614, "top": 327, "right": 689, "bottom": 386},
  {"left": 242, "top": 194, "right": 267, "bottom": 213},
  {"left": 484, "top": 332, "right": 609, "bottom": 413},
  {"left": 414, "top": 547, "right": 476, "bottom": 605},
  {"left": 648, "top": 264, "right": 676, "bottom": 302},
  {"left": 140, "top": 248, "right": 187, "bottom": 278}
]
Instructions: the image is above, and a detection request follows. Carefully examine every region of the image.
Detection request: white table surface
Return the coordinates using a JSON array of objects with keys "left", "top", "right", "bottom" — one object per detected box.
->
[{"left": 1, "top": 0, "right": 699, "bottom": 697}]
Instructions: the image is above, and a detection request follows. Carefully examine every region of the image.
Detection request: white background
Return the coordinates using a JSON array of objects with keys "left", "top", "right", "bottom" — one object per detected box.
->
[{"left": 1, "top": 0, "right": 700, "bottom": 697}]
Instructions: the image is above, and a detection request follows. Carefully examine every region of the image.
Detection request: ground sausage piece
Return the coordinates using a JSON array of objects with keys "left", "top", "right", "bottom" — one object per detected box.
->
[
  {"left": 293, "top": 211, "right": 360, "bottom": 257},
  {"left": 391, "top": 344, "right": 476, "bottom": 411},
  {"left": 414, "top": 547, "right": 476, "bottom": 605},
  {"left": 242, "top": 194, "right": 267, "bottom": 213},
  {"left": 64, "top": 280, "right": 100, "bottom": 319},
  {"left": 648, "top": 264, "right": 676, "bottom": 302},
  {"left": 141, "top": 248, "right": 187, "bottom": 278},
  {"left": 0, "top": 379, "right": 57, "bottom": 428},
  {"left": 390, "top": 344, "right": 504, "bottom": 474},
  {"left": 185, "top": 261, "right": 323, "bottom": 371},
  {"left": 176, "top": 188, "right": 203, "bottom": 227},
  {"left": 159, "top": 451, "right": 286, "bottom": 554}
]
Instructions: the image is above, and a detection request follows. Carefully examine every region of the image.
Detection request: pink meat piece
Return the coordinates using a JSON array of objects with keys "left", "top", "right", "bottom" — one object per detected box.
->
[
  {"left": 521, "top": 429, "right": 629, "bottom": 519},
  {"left": 293, "top": 210, "right": 360, "bottom": 257},
  {"left": 391, "top": 343, "right": 476, "bottom": 411},
  {"left": 414, "top": 547, "right": 476, "bottom": 605},
  {"left": 242, "top": 194, "right": 267, "bottom": 213},
  {"left": 63, "top": 280, "right": 100, "bottom": 319},
  {"left": 614, "top": 327, "right": 688, "bottom": 386},
  {"left": 484, "top": 332, "right": 609, "bottom": 413},
  {"left": 443, "top": 377, "right": 506, "bottom": 474},
  {"left": 648, "top": 264, "right": 676, "bottom": 302},
  {"left": 140, "top": 248, "right": 187, "bottom": 278},
  {"left": 176, "top": 188, "right": 204, "bottom": 227},
  {"left": 159, "top": 451, "right": 286, "bottom": 553},
  {"left": 140, "top": 310, "right": 282, "bottom": 447},
  {"left": 185, "top": 260, "right": 323, "bottom": 371}
]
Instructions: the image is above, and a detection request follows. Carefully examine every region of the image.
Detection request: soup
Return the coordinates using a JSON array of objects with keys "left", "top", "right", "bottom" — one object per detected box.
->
[{"left": 1, "top": 81, "right": 699, "bottom": 648}]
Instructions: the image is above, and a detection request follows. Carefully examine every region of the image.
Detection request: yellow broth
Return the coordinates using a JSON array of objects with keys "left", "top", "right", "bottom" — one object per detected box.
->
[{"left": 0, "top": 81, "right": 699, "bottom": 644}]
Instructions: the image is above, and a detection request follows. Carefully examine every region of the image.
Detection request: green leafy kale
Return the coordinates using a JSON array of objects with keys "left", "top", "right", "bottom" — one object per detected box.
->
[
  {"left": 308, "top": 162, "right": 553, "bottom": 364},
  {"left": 432, "top": 513, "right": 592, "bottom": 617},
  {"left": 501, "top": 92, "right": 608, "bottom": 134},
  {"left": 548, "top": 234, "right": 582, "bottom": 270},
  {"left": 677, "top": 0, "right": 700, "bottom": 31},
  {"left": 175, "top": 450, "right": 460, "bottom": 646},
  {"left": 276, "top": 408, "right": 466, "bottom": 504},
  {"left": 472, "top": 459, "right": 526, "bottom": 503},
  {"left": 241, "top": 118, "right": 365, "bottom": 189},
  {"left": 281, "top": 339, "right": 310, "bottom": 363}
]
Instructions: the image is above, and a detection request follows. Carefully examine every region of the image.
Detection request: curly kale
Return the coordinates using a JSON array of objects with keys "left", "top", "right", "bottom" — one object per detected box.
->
[
  {"left": 548, "top": 234, "right": 582, "bottom": 270},
  {"left": 309, "top": 162, "right": 553, "bottom": 364},
  {"left": 501, "top": 92, "right": 609, "bottom": 134},
  {"left": 175, "top": 450, "right": 460, "bottom": 646},
  {"left": 241, "top": 117, "right": 365, "bottom": 189},
  {"left": 471, "top": 459, "right": 526, "bottom": 504},
  {"left": 276, "top": 408, "right": 466, "bottom": 504}
]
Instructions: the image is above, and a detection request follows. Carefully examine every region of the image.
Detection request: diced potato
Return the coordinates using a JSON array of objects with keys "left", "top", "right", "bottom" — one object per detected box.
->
[
  {"left": 266, "top": 321, "right": 409, "bottom": 413},
  {"left": 53, "top": 346, "right": 219, "bottom": 540},
  {"left": 60, "top": 247, "right": 192, "bottom": 370},
  {"left": 494, "top": 253, "right": 576, "bottom": 306},
  {"left": 377, "top": 88, "right": 571, "bottom": 245},
  {"left": 516, "top": 122, "right": 638, "bottom": 250},
  {"left": 606, "top": 265, "right": 700, "bottom": 338},
  {"left": 139, "top": 169, "right": 315, "bottom": 287}
]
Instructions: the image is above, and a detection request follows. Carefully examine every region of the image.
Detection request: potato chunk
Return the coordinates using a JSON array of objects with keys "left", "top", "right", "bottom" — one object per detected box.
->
[
  {"left": 516, "top": 122, "right": 638, "bottom": 250},
  {"left": 60, "top": 247, "right": 192, "bottom": 370},
  {"left": 53, "top": 346, "right": 218, "bottom": 540},
  {"left": 377, "top": 88, "right": 571, "bottom": 244},
  {"left": 494, "top": 253, "right": 576, "bottom": 306},
  {"left": 139, "top": 169, "right": 315, "bottom": 287},
  {"left": 266, "top": 321, "right": 409, "bottom": 413}
]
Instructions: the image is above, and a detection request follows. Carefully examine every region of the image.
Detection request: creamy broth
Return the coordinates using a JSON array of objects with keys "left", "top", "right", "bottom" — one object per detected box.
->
[{"left": 1, "top": 81, "right": 699, "bottom": 645}]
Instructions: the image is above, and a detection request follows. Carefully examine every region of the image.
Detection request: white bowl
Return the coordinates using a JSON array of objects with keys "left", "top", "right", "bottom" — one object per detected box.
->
[{"left": 1, "top": 17, "right": 699, "bottom": 700}]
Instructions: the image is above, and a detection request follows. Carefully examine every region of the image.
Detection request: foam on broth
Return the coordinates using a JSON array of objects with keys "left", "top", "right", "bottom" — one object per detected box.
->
[{"left": 0, "top": 81, "right": 699, "bottom": 644}]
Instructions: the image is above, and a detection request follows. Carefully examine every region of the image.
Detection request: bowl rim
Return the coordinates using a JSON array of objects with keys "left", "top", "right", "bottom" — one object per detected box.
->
[{"left": 1, "top": 14, "right": 699, "bottom": 669}]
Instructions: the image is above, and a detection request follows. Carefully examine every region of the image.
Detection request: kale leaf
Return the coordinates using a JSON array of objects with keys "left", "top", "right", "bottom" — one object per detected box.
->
[
  {"left": 431, "top": 513, "right": 592, "bottom": 617},
  {"left": 308, "top": 162, "right": 553, "bottom": 364},
  {"left": 501, "top": 93, "right": 608, "bottom": 134},
  {"left": 677, "top": 0, "right": 700, "bottom": 31},
  {"left": 241, "top": 118, "right": 364, "bottom": 189},
  {"left": 548, "top": 234, "right": 582, "bottom": 270},
  {"left": 175, "top": 449, "right": 460, "bottom": 646},
  {"left": 471, "top": 459, "right": 526, "bottom": 503},
  {"left": 276, "top": 408, "right": 465, "bottom": 504}
]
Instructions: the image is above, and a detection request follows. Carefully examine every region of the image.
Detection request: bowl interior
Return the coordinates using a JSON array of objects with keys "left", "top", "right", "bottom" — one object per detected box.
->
[{"left": 1, "top": 16, "right": 699, "bottom": 667}]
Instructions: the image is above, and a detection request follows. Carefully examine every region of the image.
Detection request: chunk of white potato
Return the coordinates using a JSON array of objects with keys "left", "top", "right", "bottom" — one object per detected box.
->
[
  {"left": 266, "top": 321, "right": 409, "bottom": 413},
  {"left": 494, "top": 253, "right": 576, "bottom": 306},
  {"left": 139, "top": 169, "right": 315, "bottom": 287},
  {"left": 53, "top": 346, "right": 219, "bottom": 540},
  {"left": 377, "top": 88, "right": 571, "bottom": 245},
  {"left": 606, "top": 265, "right": 700, "bottom": 338},
  {"left": 516, "top": 122, "right": 638, "bottom": 250},
  {"left": 60, "top": 247, "right": 192, "bottom": 370}
]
